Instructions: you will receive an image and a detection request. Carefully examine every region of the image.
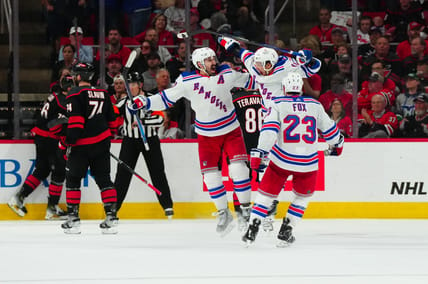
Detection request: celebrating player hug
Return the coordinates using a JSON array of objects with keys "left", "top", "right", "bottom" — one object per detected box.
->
[{"left": 129, "top": 47, "right": 255, "bottom": 236}]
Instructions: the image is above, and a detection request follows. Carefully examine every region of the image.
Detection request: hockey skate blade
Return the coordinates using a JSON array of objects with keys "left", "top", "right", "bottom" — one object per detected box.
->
[
  {"left": 7, "top": 203, "right": 26, "bottom": 217},
  {"left": 276, "top": 239, "right": 294, "bottom": 248},
  {"left": 63, "top": 227, "right": 81, "bottom": 234},
  {"left": 219, "top": 222, "right": 235, "bottom": 238},
  {"left": 101, "top": 227, "right": 118, "bottom": 235}
]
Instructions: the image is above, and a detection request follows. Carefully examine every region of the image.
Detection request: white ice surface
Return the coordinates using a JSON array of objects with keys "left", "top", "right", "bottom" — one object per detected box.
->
[{"left": 0, "top": 219, "right": 428, "bottom": 284}]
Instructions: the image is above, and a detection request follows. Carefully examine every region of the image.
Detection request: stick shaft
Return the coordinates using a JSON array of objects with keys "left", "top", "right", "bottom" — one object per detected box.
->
[{"left": 110, "top": 152, "right": 162, "bottom": 195}]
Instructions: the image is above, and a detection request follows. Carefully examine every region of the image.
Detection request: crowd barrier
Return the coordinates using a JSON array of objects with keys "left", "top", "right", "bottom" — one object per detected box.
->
[{"left": 0, "top": 139, "right": 427, "bottom": 220}]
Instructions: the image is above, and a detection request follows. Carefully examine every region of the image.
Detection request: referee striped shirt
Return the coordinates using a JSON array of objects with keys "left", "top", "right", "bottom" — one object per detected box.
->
[{"left": 116, "top": 95, "right": 164, "bottom": 139}]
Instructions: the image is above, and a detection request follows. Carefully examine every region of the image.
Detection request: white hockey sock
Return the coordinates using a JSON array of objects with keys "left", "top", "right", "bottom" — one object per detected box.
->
[
  {"left": 249, "top": 191, "right": 276, "bottom": 222},
  {"left": 286, "top": 195, "right": 310, "bottom": 227},
  {"left": 204, "top": 171, "right": 228, "bottom": 210},
  {"left": 229, "top": 161, "right": 251, "bottom": 204}
]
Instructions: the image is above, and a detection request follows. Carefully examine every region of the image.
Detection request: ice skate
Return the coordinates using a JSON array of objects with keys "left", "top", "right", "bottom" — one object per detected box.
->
[
  {"left": 164, "top": 208, "right": 174, "bottom": 220},
  {"left": 215, "top": 208, "right": 234, "bottom": 237},
  {"left": 45, "top": 204, "right": 68, "bottom": 220},
  {"left": 277, "top": 217, "right": 295, "bottom": 247},
  {"left": 236, "top": 211, "right": 247, "bottom": 231},
  {"left": 100, "top": 214, "right": 119, "bottom": 234},
  {"left": 242, "top": 218, "right": 261, "bottom": 246},
  {"left": 7, "top": 193, "right": 27, "bottom": 217},
  {"left": 61, "top": 216, "right": 81, "bottom": 234},
  {"left": 262, "top": 200, "right": 279, "bottom": 232},
  {"left": 238, "top": 203, "right": 251, "bottom": 230}
]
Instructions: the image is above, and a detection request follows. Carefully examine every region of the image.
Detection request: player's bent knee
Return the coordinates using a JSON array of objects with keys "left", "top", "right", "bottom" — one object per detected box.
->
[
  {"left": 66, "top": 175, "right": 81, "bottom": 189},
  {"left": 93, "top": 175, "right": 114, "bottom": 190},
  {"left": 228, "top": 161, "right": 249, "bottom": 180}
]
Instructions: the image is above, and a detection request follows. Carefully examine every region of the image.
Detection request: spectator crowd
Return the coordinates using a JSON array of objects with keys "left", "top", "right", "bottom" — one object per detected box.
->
[{"left": 41, "top": 0, "right": 428, "bottom": 139}]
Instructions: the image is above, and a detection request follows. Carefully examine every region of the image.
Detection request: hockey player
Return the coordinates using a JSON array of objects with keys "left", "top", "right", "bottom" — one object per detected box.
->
[
  {"left": 7, "top": 75, "right": 73, "bottom": 220},
  {"left": 218, "top": 36, "right": 321, "bottom": 113},
  {"left": 114, "top": 72, "right": 174, "bottom": 218},
  {"left": 129, "top": 47, "right": 253, "bottom": 236},
  {"left": 243, "top": 72, "right": 344, "bottom": 247},
  {"left": 61, "top": 62, "right": 119, "bottom": 234}
]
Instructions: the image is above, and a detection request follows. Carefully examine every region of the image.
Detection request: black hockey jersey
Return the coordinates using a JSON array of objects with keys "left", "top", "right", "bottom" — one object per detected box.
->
[
  {"left": 66, "top": 86, "right": 116, "bottom": 146},
  {"left": 31, "top": 91, "right": 67, "bottom": 139},
  {"left": 231, "top": 87, "right": 263, "bottom": 153}
]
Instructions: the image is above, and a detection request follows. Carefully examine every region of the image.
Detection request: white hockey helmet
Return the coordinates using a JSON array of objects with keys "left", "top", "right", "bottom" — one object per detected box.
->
[
  {"left": 282, "top": 72, "right": 303, "bottom": 95},
  {"left": 254, "top": 47, "right": 278, "bottom": 72},
  {"left": 192, "top": 47, "right": 217, "bottom": 71}
]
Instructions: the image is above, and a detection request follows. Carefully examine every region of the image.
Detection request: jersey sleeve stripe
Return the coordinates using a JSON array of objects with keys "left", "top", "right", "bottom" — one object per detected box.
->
[
  {"left": 322, "top": 124, "right": 340, "bottom": 141},
  {"left": 261, "top": 121, "right": 280, "bottom": 133},
  {"left": 68, "top": 116, "right": 85, "bottom": 129},
  {"left": 159, "top": 90, "right": 174, "bottom": 108}
]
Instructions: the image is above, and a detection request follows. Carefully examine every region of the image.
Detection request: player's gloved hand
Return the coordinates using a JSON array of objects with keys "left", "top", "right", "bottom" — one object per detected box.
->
[
  {"left": 324, "top": 133, "right": 344, "bottom": 156},
  {"left": 58, "top": 139, "right": 70, "bottom": 160},
  {"left": 127, "top": 96, "right": 147, "bottom": 115},
  {"left": 250, "top": 148, "right": 269, "bottom": 172},
  {"left": 217, "top": 36, "right": 240, "bottom": 52},
  {"left": 295, "top": 49, "right": 312, "bottom": 65}
]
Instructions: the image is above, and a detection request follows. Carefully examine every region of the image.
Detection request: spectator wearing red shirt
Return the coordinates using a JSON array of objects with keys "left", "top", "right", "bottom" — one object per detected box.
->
[
  {"left": 358, "top": 60, "right": 397, "bottom": 112},
  {"left": 185, "top": 8, "right": 216, "bottom": 51},
  {"left": 329, "top": 98, "right": 353, "bottom": 137},
  {"left": 358, "top": 94, "right": 398, "bottom": 138},
  {"left": 319, "top": 73, "right": 353, "bottom": 118},
  {"left": 96, "top": 28, "right": 131, "bottom": 66},
  {"left": 396, "top": 21, "right": 428, "bottom": 60},
  {"left": 309, "top": 7, "right": 338, "bottom": 45},
  {"left": 134, "top": 14, "right": 175, "bottom": 53}
]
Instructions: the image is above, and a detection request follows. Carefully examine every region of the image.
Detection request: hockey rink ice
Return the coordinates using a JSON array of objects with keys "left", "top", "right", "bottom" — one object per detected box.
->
[{"left": 1, "top": 219, "right": 428, "bottom": 284}]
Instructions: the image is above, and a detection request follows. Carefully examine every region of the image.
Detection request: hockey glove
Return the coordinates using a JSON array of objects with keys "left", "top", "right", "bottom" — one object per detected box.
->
[
  {"left": 250, "top": 148, "right": 269, "bottom": 173},
  {"left": 296, "top": 49, "right": 312, "bottom": 66},
  {"left": 324, "top": 133, "right": 344, "bottom": 156},
  {"left": 58, "top": 139, "right": 71, "bottom": 161},
  {"left": 217, "top": 36, "right": 240, "bottom": 53},
  {"left": 127, "top": 96, "right": 147, "bottom": 115}
]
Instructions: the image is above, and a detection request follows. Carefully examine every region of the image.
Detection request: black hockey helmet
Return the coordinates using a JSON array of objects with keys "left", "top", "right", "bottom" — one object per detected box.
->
[
  {"left": 127, "top": 72, "right": 144, "bottom": 83},
  {"left": 60, "top": 75, "right": 75, "bottom": 91},
  {"left": 71, "top": 62, "right": 95, "bottom": 82}
]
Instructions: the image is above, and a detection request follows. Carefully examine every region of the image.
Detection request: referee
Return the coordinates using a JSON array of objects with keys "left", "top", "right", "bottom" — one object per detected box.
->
[{"left": 114, "top": 72, "right": 174, "bottom": 218}]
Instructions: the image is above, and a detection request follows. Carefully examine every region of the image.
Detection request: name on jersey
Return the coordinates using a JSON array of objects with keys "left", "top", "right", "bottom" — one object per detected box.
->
[
  {"left": 236, "top": 97, "right": 262, "bottom": 108},
  {"left": 193, "top": 82, "right": 228, "bottom": 112},
  {"left": 293, "top": 103, "right": 307, "bottom": 112},
  {"left": 87, "top": 90, "right": 105, "bottom": 99}
]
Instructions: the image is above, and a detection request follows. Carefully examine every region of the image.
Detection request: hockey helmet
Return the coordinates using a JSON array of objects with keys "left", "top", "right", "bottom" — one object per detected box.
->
[
  {"left": 191, "top": 47, "right": 217, "bottom": 71},
  {"left": 127, "top": 72, "right": 144, "bottom": 83},
  {"left": 282, "top": 72, "right": 303, "bottom": 95},
  {"left": 254, "top": 47, "right": 278, "bottom": 72},
  {"left": 71, "top": 62, "right": 95, "bottom": 82},
  {"left": 60, "top": 75, "right": 75, "bottom": 91}
]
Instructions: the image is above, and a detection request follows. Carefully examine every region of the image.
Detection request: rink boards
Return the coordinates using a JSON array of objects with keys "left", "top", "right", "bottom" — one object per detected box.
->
[{"left": 0, "top": 139, "right": 428, "bottom": 220}]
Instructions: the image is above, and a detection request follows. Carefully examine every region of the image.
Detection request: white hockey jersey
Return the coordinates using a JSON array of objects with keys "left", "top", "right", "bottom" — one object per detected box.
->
[
  {"left": 239, "top": 49, "right": 321, "bottom": 113},
  {"left": 145, "top": 65, "right": 252, "bottom": 137},
  {"left": 258, "top": 95, "right": 341, "bottom": 172}
]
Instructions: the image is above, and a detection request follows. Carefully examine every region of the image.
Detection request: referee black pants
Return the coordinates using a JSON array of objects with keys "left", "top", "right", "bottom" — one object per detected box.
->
[{"left": 114, "top": 136, "right": 173, "bottom": 211}]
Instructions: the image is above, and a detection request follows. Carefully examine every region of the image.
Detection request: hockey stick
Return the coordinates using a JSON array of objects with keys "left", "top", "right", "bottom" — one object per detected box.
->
[
  {"left": 122, "top": 48, "right": 150, "bottom": 151},
  {"left": 177, "top": 29, "right": 303, "bottom": 60},
  {"left": 110, "top": 152, "right": 162, "bottom": 196}
]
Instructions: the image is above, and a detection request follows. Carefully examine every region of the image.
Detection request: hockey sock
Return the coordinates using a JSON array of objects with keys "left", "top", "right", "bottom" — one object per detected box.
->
[
  {"left": 249, "top": 191, "right": 276, "bottom": 222},
  {"left": 48, "top": 181, "right": 64, "bottom": 205},
  {"left": 204, "top": 171, "right": 228, "bottom": 210},
  {"left": 100, "top": 187, "right": 118, "bottom": 204},
  {"left": 21, "top": 175, "right": 41, "bottom": 197},
  {"left": 286, "top": 195, "right": 309, "bottom": 227},
  {"left": 66, "top": 188, "right": 81, "bottom": 208},
  {"left": 229, "top": 161, "right": 251, "bottom": 204},
  {"left": 232, "top": 192, "right": 241, "bottom": 212}
]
